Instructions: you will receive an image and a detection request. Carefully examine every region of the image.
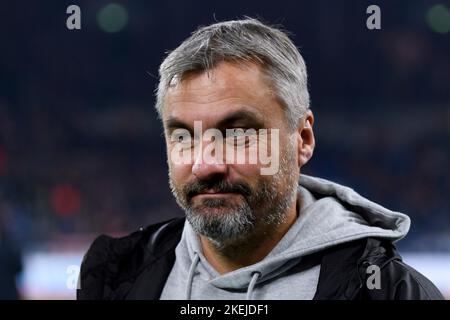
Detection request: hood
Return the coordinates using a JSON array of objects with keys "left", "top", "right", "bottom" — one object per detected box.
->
[{"left": 181, "top": 174, "right": 411, "bottom": 299}]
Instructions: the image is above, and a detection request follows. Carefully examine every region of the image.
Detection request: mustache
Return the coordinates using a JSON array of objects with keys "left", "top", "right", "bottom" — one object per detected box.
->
[{"left": 183, "top": 176, "right": 252, "bottom": 200}]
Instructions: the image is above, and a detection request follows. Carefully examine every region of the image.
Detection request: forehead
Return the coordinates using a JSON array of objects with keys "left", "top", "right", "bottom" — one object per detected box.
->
[{"left": 162, "top": 61, "right": 284, "bottom": 127}]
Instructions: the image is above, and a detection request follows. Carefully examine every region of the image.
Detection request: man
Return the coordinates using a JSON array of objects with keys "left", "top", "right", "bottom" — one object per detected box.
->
[{"left": 77, "top": 18, "right": 444, "bottom": 300}]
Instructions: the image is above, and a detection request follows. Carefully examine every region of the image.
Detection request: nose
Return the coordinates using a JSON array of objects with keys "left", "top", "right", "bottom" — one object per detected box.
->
[{"left": 192, "top": 142, "right": 228, "bottom": 180}]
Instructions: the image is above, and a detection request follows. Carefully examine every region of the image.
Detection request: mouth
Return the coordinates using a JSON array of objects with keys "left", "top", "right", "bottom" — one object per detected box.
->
[{"left": 192, "top": 191, "right": 241, "bottom": 199}]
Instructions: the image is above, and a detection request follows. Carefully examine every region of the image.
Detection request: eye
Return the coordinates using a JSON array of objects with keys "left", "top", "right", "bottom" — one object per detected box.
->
[
  {"left": 171, "top": 129, "right": 193, "bottom": 147},
  {"left": 226, "top": 128, "right": 256, "bottom": 147},
  {"left": 179, "top": 134, "right": 192, "bottom": 144}
]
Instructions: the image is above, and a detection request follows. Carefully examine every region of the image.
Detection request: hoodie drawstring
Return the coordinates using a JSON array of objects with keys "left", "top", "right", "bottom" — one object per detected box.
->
[
  {"left": 246, "top": 271, "right": 261, "bottom": 300},
  {"left": 186, "top": 252, "right": 200, "bottom": 300}
]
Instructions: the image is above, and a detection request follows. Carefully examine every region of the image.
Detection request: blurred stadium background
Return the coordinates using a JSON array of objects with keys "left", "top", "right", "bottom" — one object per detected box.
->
[{"left": 0, "top": 0, "right": 449, "bottom": 299}]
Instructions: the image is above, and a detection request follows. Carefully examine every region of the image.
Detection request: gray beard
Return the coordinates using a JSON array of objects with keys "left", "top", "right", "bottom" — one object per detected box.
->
[{"left": 169, "top": 146, "right": 298, "bottom": 249}]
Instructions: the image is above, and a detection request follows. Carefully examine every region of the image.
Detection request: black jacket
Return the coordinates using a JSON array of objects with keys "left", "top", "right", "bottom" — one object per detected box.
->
[{"left": 77, "top": 217, "right": 444, "bottom": 300}]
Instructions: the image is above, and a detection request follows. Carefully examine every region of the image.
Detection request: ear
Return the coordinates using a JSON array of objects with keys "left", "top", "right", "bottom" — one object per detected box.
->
[{"left": 297, "top": 110, "right": 315, "bottom": 168}]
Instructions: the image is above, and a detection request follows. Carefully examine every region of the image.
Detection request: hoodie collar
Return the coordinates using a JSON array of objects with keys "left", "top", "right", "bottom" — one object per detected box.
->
[{"left": 180, "top": 174, "right": 410, "bottom": 292}]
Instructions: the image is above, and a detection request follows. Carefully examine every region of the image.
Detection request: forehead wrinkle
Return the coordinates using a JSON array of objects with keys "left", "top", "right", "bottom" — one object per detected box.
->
[
  {"left": 163, "top": 62, "right": 283, "bottom": 129},
  {"left": 166, "top": 103, "right": 267, "bottom": 132},
  {"left": 165, "top": 61, "right": 274, "bottom": 105}
]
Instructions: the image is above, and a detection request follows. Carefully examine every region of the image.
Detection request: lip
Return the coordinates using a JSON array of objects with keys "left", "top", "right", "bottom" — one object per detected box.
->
[{"left": 192, "top": 192, "right": 238, "bottom": 198}]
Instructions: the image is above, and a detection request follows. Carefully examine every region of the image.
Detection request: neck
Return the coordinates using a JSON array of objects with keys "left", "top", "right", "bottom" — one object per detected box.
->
[{"left": 199, "top": 199, "right": 299, "bottom": 275}]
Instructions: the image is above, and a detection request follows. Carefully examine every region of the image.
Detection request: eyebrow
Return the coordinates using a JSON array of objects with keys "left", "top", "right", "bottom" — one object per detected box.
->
[{"left": 164, "top": 109, "right": 266, "bottom": 133}]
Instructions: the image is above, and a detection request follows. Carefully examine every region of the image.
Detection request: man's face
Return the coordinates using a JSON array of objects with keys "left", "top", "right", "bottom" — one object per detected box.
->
[{"left": 162, "top": 61, "right": 300, "bottom": 245}]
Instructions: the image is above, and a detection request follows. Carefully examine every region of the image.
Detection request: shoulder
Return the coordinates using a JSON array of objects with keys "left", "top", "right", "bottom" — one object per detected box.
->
[
  {"left": 358, "top": 238, "right": 444, "bottom": 300},
  {"left": 77, "top": 217, "right": 185, "bottom": 300},
  {"left": 369, "top": 256, "right": 445, "bottom": 300},
  {"left": 315, "top": 237, "right": 445, "bottom": 300}
]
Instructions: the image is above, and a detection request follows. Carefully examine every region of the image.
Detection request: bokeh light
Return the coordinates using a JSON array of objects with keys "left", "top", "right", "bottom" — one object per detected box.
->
[
  {"left": 426, "top": 4, "right": 450, "bottom": 34},
  {"left": 50, "top": 184, "right": 81, "bottom": 217},
  {"left": 97, "top": 3, "right": 129, "bottom": 33}
]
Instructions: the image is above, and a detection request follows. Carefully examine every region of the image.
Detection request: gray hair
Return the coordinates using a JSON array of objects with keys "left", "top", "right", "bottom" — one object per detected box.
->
[{"left": 155, "top": 17, "right": 310, "bottom": 128}]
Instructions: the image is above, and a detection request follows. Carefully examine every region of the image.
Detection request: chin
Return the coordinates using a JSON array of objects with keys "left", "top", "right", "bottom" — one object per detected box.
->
[{"left": 193, "top": 206, "right": 236, "bottom": 217}]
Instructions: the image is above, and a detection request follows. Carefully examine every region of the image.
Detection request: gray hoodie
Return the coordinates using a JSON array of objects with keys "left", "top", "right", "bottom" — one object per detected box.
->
[{"left": 160, "top": 174, "right": 410, "bottom": 300}]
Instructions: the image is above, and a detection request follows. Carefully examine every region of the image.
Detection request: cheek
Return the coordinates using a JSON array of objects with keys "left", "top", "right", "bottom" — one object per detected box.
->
[
  {"left": 166, "top": 141, "right": 192, "bottom": 176},
  {"left": 229, "top": 163, "right": 261, "bottom": 184},
  {"left": 226, "top": 140, "right": 274, "bottom": 167},
  {"left": 168, "top": 162, "right": 192, "bottom": 182}
]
